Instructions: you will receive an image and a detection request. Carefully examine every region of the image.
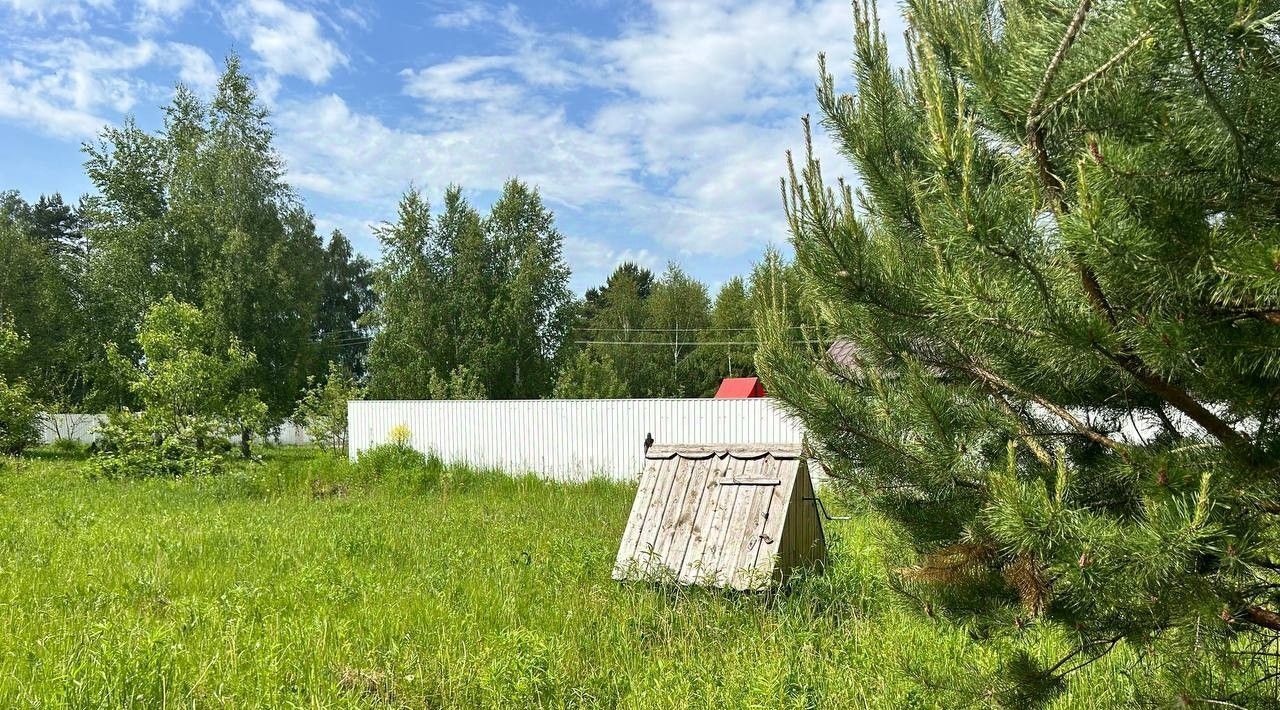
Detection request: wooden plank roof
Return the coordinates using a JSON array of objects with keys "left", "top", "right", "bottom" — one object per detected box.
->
[{"left": 613, "top": 443, "right": 825, "bottom": 590}]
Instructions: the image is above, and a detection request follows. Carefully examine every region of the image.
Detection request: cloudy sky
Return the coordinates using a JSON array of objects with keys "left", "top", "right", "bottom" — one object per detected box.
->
[{"left": 0, "top": 0, "right": 906, "bottom": 292}]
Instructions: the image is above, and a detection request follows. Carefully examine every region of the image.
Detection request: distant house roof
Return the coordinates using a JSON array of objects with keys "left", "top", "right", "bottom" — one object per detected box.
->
[
  {"left": 826, "top": 338, "right": 866, "bottom": 376},
  {"left": 715, "top": 377, "right": 765, "bottom": 398},
  {"left": 827, "top": 336, "right": 945, "bottom": 379}
]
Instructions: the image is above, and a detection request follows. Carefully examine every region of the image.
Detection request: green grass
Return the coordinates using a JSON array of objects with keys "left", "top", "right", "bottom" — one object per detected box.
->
[{"left": 0, "top": 448, "right": 1134, "bottom": 708}]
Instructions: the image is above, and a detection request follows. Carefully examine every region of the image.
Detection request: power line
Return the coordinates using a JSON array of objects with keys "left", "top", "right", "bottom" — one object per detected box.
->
[
  {"left": 575, "top": 339, "right": 827, "bottom": 346},
  {"left": 577, "top": 325, "right": 809, "bottom": 333}
]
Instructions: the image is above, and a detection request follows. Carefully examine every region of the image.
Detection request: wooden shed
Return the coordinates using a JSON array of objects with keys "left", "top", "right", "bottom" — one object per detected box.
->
[{"left": 612, "top": 443, "right": 826, "bottom": 590}]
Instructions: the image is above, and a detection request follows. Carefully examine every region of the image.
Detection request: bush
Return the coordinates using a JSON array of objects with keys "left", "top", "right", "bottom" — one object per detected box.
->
[
  {"left": 351, "top": 438, "right": 477, "bottom": 494},
  {"left": 49, "top": 438, "right": 89, "bottom": 458},
  {"left": 355, "top": 442, "right": 429, "bottom": 480},
  {"left": 90, "top": 298, "right": 267, "bottom": 479},
  {"left": 293, "top": 362, "right": 362, "bottom": 454},
  {"left": 0, "top": 378, "right": 42, "bottom": 456},
  {"left": 88, "top": 409, "right": 235, "bottom": 480}
]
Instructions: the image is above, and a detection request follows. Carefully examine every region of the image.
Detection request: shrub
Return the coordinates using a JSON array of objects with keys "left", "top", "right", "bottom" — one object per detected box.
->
[
  {"left": 48, "top": 437, "right": 89, "bottom": 458},
  {"left": 0, "top": 379, "right": 42, "bottom": 456},
  {"left": 0, "top": 318, "right": 42, "bottom": 456},
  {"left": 293, "top": 361, "right": 362, "bottom": 454},
  {"left": 89, "top": 409, "right": 235, "bottom": 480},
  {"left": 355, "top": 442, "right": 428, "bottom": 480},
  {"left": 90, "top": 297, "right": 267, "bottom": 479}
]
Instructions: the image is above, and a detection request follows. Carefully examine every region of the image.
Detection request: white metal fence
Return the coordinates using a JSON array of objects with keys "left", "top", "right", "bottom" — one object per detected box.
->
[
  {"left": 39, "top": 414, "right": 313, "bottom": 446},
  {"left": 347, "top": 398, "right": 805, "bottom": 481}
]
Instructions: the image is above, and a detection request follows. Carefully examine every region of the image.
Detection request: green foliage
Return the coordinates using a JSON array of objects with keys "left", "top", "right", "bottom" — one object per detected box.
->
[
  {"left": 82, "top": 57, "right": 326, "bottom": 419},
  {"left": 0, "top": 317, "right": 42, "bottom": 455},
  {"left": 90, "top": 297, "right": 266, "bottom": 479},
  {"left": 354, "top": 442, "right": 429, "bottom": 480},
  {"left": 293, "top": 361, "right": 363, "bottom": 454},
  {"left": 315, "top": 230, "right": 377, "bottom": 378},
  {"left": 0, "top": 380, "right": 42, "bottom": 456},
  {"left": 641, "top": 263, "right": 712, "bottom": 396},
  {"left": 0, "top": 192, "right": 89, "bottom": 404},
  {"left": 567, "top": 255, "right": 814, "bottom": 398},
  {"left": 89, "top": 409, "right": 235, "bottom": 480},
  {"left": 761, "top": 0, "right": 1280, "bottom": 704},
  {"left": 365, "top": 182, "right": 573, "bottom": 400},
  {"left": 553, "top": 349, "right": 627, "bottom": 399},
  {"left": 427, "top": 363, "right": 486, "bottom": 400}
]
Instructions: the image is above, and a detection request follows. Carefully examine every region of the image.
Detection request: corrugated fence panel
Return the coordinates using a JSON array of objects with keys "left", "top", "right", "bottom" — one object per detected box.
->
[
  {"left": 39, "top": 415, "right": 313, "bottom": 446},
  {"left": 348, "top": 399, "right": 805, "bottom": 481}
]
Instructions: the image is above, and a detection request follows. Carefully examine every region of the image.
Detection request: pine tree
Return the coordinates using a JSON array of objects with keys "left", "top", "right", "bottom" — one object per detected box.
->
[{"left": 760, "top": 1, "right": 1280, "bottom": 704}]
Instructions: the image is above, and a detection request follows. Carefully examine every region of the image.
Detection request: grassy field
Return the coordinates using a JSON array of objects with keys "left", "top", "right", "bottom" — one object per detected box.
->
[{"left": 0, "top": 447, "right": 1136, "bottom": 708}]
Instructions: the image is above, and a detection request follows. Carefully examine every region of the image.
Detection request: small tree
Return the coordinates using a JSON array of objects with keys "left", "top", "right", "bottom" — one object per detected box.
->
[
  {"left": 293, "top": 361, "right": 362, "bottom": 454},
  {"left": 92, "top": 296, "right": 266, "bottom": 478},
  {"left": 0, "top": 317, "right": 42, "bottom": 455},
  {"left": 553, "top": 349, "right": 627, "bottom": 399}
]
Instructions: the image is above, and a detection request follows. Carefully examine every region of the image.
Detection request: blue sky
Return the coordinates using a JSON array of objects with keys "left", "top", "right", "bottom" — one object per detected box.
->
[{"left": 0, "top": 0, "right": 906, "bottom": 293}]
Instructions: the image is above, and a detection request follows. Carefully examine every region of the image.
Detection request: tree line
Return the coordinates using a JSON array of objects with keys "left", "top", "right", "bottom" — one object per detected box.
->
[{"left": 0, "top": 56, "right": 800, "bottom": 449}]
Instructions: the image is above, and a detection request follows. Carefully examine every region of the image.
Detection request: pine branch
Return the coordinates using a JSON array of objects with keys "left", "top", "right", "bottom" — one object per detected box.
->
[
  {"left": 1017, "top": 2, "right": 1250, "bottom": 457},
  {"left": 941, "top": 358, "right": 1131, "bottom": 460},
  {"left": 1243, "top": 605, "right": 1280, "bottom": 632},
  {"left": 1026, "top": 0, "right": 1094, "bottom": 201},
  {"left": 988, "top": 387, "right": 1055, "bottom": 467},
  {"left": 1153, "top": 406, "right": 1183, "bottom": 439},
  {"left": 1034, "top": 28, "right": 1153, "bottom": 124},
  {"left": 1173, "top": 0, "right": 1249, "bottom": 181},
  {"left": 1044, "top": 633, "right": 1124, "bottom": 680},
  {"left": 1093, "top": 345, "right": 1254, "bottom": 457}
]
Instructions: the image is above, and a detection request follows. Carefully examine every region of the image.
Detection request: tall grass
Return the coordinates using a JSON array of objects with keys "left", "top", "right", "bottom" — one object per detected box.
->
[{"left": 0, "top": 449, "right": 1134, "bottom": 707}]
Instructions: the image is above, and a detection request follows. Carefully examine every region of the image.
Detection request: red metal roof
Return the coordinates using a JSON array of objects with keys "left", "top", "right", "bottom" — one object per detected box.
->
[{"left": 715, "top": 377, "right": 765, "bottom": 398}]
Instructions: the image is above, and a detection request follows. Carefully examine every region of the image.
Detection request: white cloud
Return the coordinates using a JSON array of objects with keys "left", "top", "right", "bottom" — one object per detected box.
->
[
  {"left": 0, "top": 60, "right": 110, "bottom": 138},
  {"left": 274, "top": 93, "right": 641, "bottom": 208},
  {"left": 0, "top": 34, "right": 227, "bottom": 139},
  {"left": 0, "top": 0, "right": 112, "bottom": 23},
  {"left": 166, "top": 42, "right": 219, "bottom": 95},
  {"left": 0, "top": 38, "right": 161, "bottom": 138},
  {"left": 400, "top": 56, "right": 524, "bottom": 107},
  {"left": 368, "top": 0, "right": 890, "bottom": 259},
  {"left": 226, "top": 0, "right": 347, "bottom": 84},
  {"left": 433, "top": 2, "right": 491, "bottom": 29},
  {"left": 565, "top": 234, "right": 657, "bottom": 271},
  {"left": 134, "top": 0, "right": 194, "bottom": 32}
]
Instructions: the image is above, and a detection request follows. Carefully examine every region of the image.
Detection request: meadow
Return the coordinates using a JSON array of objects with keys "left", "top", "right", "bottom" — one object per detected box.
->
[{"left": 0, "top": 447, "right": 1136, "bottom": 708}]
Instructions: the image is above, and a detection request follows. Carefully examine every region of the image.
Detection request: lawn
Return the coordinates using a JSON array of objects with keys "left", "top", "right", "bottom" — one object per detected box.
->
[{"left": 0, "top": 448, "right": 1134, "bottom": 708}]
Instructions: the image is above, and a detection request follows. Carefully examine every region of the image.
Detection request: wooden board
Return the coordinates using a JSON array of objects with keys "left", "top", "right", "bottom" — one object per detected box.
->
[{"left": 614, "top": 444, "right": 825, "bottom": 590}]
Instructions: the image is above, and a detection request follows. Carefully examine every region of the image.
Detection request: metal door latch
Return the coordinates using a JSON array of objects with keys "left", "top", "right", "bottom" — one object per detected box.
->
[{"left": 804, "top": 496, "right": 850, "bottom": 521}]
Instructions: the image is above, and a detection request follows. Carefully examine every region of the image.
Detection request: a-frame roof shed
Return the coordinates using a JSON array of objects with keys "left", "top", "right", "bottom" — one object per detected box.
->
[{"left": 613, "top": 443, "right": 826, "bottom": 590}]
